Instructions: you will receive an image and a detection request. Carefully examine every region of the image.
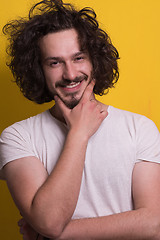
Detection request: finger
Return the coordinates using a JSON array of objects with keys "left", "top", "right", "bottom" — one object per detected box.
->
[
  {"left": 18, "top": 218, "right": 25, "bottom": 226},
  {"left": 100, "top": 110, "right": 108, "bottom": 119},
  {"left": 54, "top": 95, "right": 70, "bottom": 117},
  {"left": 80, "top": 80, "right": 95, "bottom": 103},
  {"left": 95, "top": 103, "right": 102, "bottom": 110},
  {"left": 19, "top": 226, "right": 24, "bottom": 234}
]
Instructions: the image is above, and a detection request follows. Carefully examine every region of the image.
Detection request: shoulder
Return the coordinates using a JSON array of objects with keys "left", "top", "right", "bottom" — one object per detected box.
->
[
  {"left": 0, "top": 111, "right": 51, "bottom": 162},
  {"left": 109, "top": 105, "right": 160, "bottom": 143},
  {"left": 0, "top": 111, "right": 50, "bottom": 179},
  {"left": 108, "top": 105, "right": 157, "bottom": 127},
  {"left": 1, "top": 111, "right": 50, "bottom": 138}
]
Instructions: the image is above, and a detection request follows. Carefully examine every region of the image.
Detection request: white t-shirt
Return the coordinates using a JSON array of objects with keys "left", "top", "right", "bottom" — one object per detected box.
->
[{"left": 0, "top": 106, "right": 160, "bottom": 218}]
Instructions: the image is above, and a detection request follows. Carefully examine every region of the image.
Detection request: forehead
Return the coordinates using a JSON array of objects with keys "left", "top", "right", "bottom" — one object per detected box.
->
[{"left": 39, "top": 28, "right": 81, "bottom": 58}]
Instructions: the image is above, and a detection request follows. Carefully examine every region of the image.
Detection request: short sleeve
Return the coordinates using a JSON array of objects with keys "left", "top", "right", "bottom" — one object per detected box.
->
[
  {"left": 136, "top": 116, "right": 160, "bottom": 163},
  {"left": 0, "top": 123, "right": 36, "bottom": 179}
]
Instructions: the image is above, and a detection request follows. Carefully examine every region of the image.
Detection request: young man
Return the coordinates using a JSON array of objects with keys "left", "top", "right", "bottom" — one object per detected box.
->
[{"left": 1, "top": 0, "right": 160, "bottom": 239}]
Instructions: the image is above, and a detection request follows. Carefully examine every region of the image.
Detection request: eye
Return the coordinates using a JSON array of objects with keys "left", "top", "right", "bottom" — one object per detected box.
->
[
  {"left": 74, "top": 55, "right": 85, "bottom": 62},
  {"left": 50, "top": 61, "right": 59, "bottom": 67}
]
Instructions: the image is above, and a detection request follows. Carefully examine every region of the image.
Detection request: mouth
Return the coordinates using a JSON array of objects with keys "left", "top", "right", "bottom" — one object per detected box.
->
[
  {"left": 64, "top": 81, "right": 81, "bottom": 89},
  {"left": 59, "top": 74, "right": 88, "bottom": 92},
  {"left": 56, "top": 75, "right": 88, "bottom": 90},
  {"left": 61, "top": 81, "right": 83, "bottom": 93}
]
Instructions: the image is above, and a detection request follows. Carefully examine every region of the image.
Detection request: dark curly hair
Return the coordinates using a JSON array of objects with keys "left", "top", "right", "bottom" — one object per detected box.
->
[{"left": 3, "top": 0, "right": 119, "bottom": 104}]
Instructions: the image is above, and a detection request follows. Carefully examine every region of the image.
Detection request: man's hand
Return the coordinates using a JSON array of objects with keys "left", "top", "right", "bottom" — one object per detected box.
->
[
  {"left": 55, "top": 80, "right": 108, "bottom": 140},
  {"left": 18, "top": 218, "right": 40, "bottom": 240},
  {"left": 18, "top": 218, "right": 56, "bottom": 240}
]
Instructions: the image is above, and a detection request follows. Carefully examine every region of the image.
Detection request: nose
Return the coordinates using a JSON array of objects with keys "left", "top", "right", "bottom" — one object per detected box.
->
[{"left": 62, "top": 62, "right": 77, "bottom": 81}]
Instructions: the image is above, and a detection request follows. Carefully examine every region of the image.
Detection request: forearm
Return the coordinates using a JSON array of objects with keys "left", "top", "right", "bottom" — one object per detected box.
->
[
  {"left": 59, "top": 208, "right": 160, "bottom": 240},
  {"left": 28, "top": 130, "right": 88, "bottom": 237}
]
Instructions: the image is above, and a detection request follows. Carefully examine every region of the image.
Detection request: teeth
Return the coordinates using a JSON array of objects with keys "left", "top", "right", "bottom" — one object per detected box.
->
[{"left": 65, "top": 82, "right": 80, "bottom": 89}]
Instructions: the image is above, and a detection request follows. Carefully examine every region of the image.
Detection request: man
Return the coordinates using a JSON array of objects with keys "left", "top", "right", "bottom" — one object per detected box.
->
[{"left": 1, "top": 0, "right": 160, "bottom": 239}]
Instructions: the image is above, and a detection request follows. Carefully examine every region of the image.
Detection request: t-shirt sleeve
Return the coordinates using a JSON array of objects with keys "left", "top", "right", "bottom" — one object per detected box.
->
[
  {"left": 0, "top": 123, "right": 36, "bottom": 179},
  {"left": 136, "top": 116, "right": 160, "bottom": 163}
]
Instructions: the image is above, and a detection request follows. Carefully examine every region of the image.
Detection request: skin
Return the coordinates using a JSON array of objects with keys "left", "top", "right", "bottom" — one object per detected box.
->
[
  {"left": 39, "top": 29, "right": 94, "bottom": 110},
  {"left": 4, "top": 29, "right": 160, "bottom": 240}
]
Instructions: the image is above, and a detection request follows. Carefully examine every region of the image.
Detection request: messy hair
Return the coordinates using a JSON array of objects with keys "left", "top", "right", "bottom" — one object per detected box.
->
[{"left": 3, "top": 0, "right": 119, "bottom": 104}]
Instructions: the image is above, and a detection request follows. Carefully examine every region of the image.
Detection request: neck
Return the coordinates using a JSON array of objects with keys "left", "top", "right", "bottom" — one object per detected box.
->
[
  {"left": 49, "top": 104, "right": 66, "bottom": 124},
  {"left": 49, "top": 93, "right": 107, "bottom": 124}
]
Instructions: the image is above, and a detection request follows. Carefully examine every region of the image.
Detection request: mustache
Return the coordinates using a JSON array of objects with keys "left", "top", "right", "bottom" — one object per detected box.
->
[{"left": 55, "top": 75, "right": 88, "bottom": 88}]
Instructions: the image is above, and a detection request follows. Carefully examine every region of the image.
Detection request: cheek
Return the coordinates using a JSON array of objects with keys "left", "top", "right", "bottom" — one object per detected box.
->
[
  {"left": 80, "top": 62, "right": 93, "bottom": 76},
  {"left": 86, "top": 62, "right": 93, "bottom": 74},
  {"left": 43, "top": 68, "right": 61, "bottom": 87}
]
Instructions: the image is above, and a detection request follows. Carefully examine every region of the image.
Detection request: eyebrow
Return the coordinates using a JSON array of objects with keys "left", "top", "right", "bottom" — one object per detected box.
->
[
  {"left": 43, "top": 56, "right": 61, "bottom": 63},
  {"left": 43, "top": 51, "right": 87, "bottom": 63}
]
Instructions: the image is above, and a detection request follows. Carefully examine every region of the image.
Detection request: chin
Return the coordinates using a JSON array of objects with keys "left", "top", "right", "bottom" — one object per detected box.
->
[
  {"left": 61, "top": 90, "right": 84, "bottom": 109},
  {"left": 64, "top": 98, "right": 80, "bottom": 109}
]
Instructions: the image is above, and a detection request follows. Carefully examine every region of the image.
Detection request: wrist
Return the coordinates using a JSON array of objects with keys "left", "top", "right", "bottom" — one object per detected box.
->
[{"left": 68, "top": 127, "right": 89, "bottom": 145}]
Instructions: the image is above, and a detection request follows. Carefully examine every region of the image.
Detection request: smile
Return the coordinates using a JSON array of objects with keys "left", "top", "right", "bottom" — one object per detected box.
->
[{"left": 64, "top": 82, "right": 81, "bottom": 89}]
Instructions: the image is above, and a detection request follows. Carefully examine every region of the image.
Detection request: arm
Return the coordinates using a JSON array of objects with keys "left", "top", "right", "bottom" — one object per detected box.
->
[
  {"left": 3, "top": 81, "right": 107, "bottom": 239},
  {"left": 57, "top": 161, "right": 160, "bottom": 239},
  {"left": 18, "top": 161, "right": 160, "bottom": 240}
]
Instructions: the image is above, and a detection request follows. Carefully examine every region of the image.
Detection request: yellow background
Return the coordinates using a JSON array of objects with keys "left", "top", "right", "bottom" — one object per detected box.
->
[{"left": 0, "top": 0, "right": 160, "bottom": 239}]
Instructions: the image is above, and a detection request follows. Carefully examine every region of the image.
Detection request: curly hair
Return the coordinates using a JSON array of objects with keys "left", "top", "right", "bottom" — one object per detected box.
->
[{"left": 3, "top": 0, "right": 119, "bottom": 104}]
